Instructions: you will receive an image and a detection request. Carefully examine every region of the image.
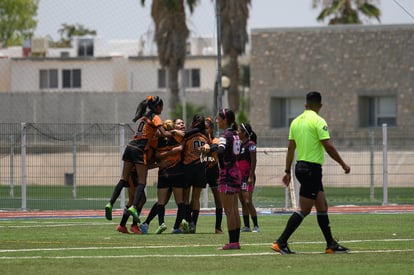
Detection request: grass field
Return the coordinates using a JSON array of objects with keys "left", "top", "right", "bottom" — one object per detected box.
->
[{"left": 0, "top": 213, "right": 413, "bottom": 274}]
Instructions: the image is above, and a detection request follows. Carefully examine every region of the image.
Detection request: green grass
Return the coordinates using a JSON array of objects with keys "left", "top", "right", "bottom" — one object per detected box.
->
[
  {"left": 1, "top": 185, "right": 414, "bottom": 210},
  {"left": 0, "top": 214, "right": 413, "bottom": 274}
]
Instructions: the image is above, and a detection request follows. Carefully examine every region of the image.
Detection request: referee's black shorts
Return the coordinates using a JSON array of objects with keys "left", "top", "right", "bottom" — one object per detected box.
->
[{"left": 295, "top": 161, "right": 323, "bottom": 200}]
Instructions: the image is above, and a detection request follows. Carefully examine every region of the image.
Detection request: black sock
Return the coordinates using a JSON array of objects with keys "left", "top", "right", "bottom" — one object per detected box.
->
[
  {"left": 317, "top": 212, "right": 334, "bottom": 245},
  {"left": 243, "top": 214, "right": 250, "bottom": 228},
  {"left": 174, "top": 203, "right": 185, "bottom": 229},
  {"left": 109, "top": 179, "right": 127, "bottom": 205},
  {"left": 120, "top": 207, "right": 129, "bottom": 226},
  {"left": 144, "top": 202, "right": 158, "bottom": 225},
  {"left": 229, "top": 229, "right": 240, "bottom": 243},
  {"left": 215, "top": 208, "right": 223, "bottom": 229},
  {"left": 252, "top": 216, "right": 259, "bottom": 227},
  {"left": 235, "top": 228, "right": 240, "bottom": 242},
  {"left": 184, "top": 204, "right": 191, "bottom": 221},
  {"left": 192, "top": 210, "right": 200, "bottom": 226},
  {"left": 277, "top": 211, "right": 305, "bottom": 245},
  {"left": 157, "top": 204, "right": 165, "bottom": 225}
]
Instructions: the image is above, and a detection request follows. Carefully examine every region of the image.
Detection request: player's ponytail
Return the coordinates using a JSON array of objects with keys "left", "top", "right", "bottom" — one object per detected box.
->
[
  {"left": 132, "top": 97, "right": 150, "bottom": 122},
  {"left": 241, "top": 123, "right": 257, "bottom": 144},
  {"left": 221, "top": 108, "right": 237, "bottom": 131},
  {"left": 148, "top": 96, "right": 163, "bottom": 112},
  {"left": 132, "top": 96, "right": 164, "bottom": 122}
]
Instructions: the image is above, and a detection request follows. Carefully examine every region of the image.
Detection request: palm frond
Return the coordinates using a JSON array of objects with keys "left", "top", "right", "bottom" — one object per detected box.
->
[{"left": 359, "top": 3, "right": 381, "bottom": 22}]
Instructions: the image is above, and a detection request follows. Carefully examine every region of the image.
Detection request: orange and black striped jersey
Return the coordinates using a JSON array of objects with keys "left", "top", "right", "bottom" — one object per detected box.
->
[{"left": 182, "top": 129, "right": 209, "bottom": 165}]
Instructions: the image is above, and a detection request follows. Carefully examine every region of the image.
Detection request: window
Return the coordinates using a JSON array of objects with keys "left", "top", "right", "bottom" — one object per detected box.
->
[
  {"left": 158, "top": 69, "right": 168, "bottom": 88},
  {"left": 77, "top": 38, "right": 94, "bottom": 57},
  {"left": 270, "top": 97, "right": 303, "bottom": 128},
  {"left": 359, "top": 96, "right": 396, "bottom": 127},
  {"left": 62, "top": 69, "right": 81, "bottom": 88},
  {"left": 39, "top": 69, "right": 58, "bottom": 89},
  {"left": 183, "top": 69, "right": 200, "bottom": 88}
]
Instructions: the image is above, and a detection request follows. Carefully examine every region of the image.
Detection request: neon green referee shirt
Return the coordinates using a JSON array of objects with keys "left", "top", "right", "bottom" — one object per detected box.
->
[{"left": 289, "top": 109, "right": 330, "bottom": 165}]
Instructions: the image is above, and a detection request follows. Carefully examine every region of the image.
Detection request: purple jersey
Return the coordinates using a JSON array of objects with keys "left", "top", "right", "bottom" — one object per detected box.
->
[
  {"left": 218, "top": 128, "right": 242, "bottom": 193},
  {"left": 218, "top": 128, "right": 241, "bottom": 168},
  {"left": 239, "top": 140, "right": 256, "bottom": 163}
]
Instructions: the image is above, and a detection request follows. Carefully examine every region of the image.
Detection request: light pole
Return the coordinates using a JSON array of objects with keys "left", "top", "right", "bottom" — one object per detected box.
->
[
  {"left": 215, "top": 0, "right": 223, "bottom": 113},
  {"left": 221, "top": 75, "right": 231, "bottom": 109}
]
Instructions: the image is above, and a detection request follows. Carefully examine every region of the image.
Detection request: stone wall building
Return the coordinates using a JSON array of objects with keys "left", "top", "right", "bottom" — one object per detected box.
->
[{"left": 250, "top": 24, "right": 414, "bottom": 147}]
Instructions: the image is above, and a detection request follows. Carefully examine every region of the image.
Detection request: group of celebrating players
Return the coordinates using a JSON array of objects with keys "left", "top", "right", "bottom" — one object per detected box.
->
[{"left": 104, "top": 95, "right": 259, "bottom": 250}]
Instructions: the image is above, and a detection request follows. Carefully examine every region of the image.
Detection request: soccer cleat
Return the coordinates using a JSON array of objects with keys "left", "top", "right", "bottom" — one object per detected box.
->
[
  {"left": 130, "top": 225, "right": 142, "bottom": 235},
  {"left": 116, "top": 224, "right": 129, "bottom": 234},
  {"left": 215, "top": 228, "right": 223, "bottom": 234},
  {"left": 155, "top": 223, "right": 167, "bottom": 234},
  {"left": 325, "top": 242, "right": 350, "bottom": 254},
  {"left": 139, "top": 223, "right": 149, "bottom": 234},
  {"left": 105, "top": 203, "right": 112, "bottom": 220},
  {"left": 127, "top": 206, "right": 140, "bottom": 222},
  {"left": 219, "top": 242, "right": 241, "bottom": 250},
  {"left": 189, "top": 222, "right": 196, "bottom": 234},
  {"left": 252, "top": 226, "right": 260, "bottom": 233},
  {"left": 181, "top": 219, "right": 189, "bottom": 233},
  {"left": 240, "top": 226, "right": 251, "bottom": 232},
  {"left": 171, "top": 228, "right": 183, "bottom": 234},
  {"left": 271, "top": 242, "right": 295, "bottom": 255}
]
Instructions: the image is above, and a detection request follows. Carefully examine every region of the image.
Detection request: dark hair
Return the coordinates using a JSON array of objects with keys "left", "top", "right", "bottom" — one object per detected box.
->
[
  {"left": 218, "top": 108, "right": 237, "bottom": 131},
  {"left": 306, "top": 91, "right": 322, "bottom": 108},
  {"left": 240, "top": 122, "right": 257, "bottom": 144},
  {"left": 132, "top": 96, "right": 163, "bottom": 122},
  {"left": 191, "top": 114, "right": 206, "bottom": 131}
]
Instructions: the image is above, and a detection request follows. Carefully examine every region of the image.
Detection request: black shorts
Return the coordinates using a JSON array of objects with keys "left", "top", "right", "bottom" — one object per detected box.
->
[
  {"left": 122, "top": 140, "right": 145, "bottom": 164},
  {"left": 184, "top": 162, "right": 207, "bottom": 188},
  {"left": 295, "top": 161, "right": 324, "bottom": 200},
  {"left": 157, "top": 173, "right": 185, "bottom": 189},
  {"left": 206, "top": 165, "right": 219, "bottom": 188}
]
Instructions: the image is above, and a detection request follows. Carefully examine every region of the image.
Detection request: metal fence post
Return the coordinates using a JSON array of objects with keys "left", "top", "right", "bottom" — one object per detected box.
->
[
  {"left": 119, "top": 124, "right": 126, "bottom": 209},
  {"left": 21, "top": 122, "right": 27, "bottom": 210},
  {"left": 72, "top": 133, "right": 77, "bottom": 198},
  {"left": 382, "top": 123, "right": 388, "bottom": 206},
  {"left": 369, "top": 131, "right": 375, "bottom": 201},
  {"left": 9, "top": 135, "right": 14, "bottom": 198}
]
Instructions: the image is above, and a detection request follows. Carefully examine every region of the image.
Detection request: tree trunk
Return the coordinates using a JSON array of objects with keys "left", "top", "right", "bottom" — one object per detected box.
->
[
  {"left": 168, "top": 65, "right": 180, "bottom": 112},
  {"left": 228, "top": 50, "right": 240, "bottom": 112}
]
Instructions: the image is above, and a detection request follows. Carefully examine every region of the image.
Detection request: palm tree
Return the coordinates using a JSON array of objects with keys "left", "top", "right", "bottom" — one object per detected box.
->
[
  {"left": 313, "top": 0, "right": 381, "bottom": 24},
  {"left": 56, "top": 23, "right": 97, "bottom": 47},
  {"left": 219, "top": 0, "right": 251, "bottom": 112},
  {"left": 141, "top": 0, "right": 199, "bottom": 111}
]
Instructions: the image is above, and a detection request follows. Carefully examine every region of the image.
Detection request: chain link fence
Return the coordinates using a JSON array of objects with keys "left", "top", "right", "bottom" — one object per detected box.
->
[{"left": 1, "top": 123, "right": 413, "bottom": 211}]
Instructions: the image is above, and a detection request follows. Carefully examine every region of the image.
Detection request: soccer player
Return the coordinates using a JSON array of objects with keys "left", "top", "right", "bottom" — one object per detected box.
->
[
  {"left": 140, "top": 119, "right": 186, "bottom": 234},
  {"left": 271, "top": 91, "right": 351, "bottom": 254},
  {"left": 182, "top": 114, "right": 210, "bottom": 233},
  {"left": 238, "top": 123, "right": 259, "bottom": 233},
  {"left": 204, "top": 117, "right": 224, "bottom": 234},
  {"left": 120, "top": 96, "right": 177, "bottom": 222},
  {"left": 216, "top": 108, "right": 242, "bottom": 250}
]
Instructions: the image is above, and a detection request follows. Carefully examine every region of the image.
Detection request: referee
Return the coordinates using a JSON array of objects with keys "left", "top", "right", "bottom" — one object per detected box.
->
[{"left": 271, "top": 91, "right": 351, "bottom": 254}]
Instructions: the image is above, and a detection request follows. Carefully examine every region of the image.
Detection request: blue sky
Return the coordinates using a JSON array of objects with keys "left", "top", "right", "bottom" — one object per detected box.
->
[{"left": 35, "top": 0, "right": 414, "bottom": 41}]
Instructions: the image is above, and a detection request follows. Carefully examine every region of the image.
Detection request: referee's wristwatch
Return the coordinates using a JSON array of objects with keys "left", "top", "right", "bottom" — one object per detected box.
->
[{"left": 284, "top": 169, "right": 291, "bottom": 174}]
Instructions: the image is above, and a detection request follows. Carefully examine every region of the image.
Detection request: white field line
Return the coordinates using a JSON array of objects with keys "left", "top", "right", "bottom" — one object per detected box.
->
[
  {"left": 1, "top": 239, "right": 413, "bottom": 253},
  {"left": 1, "top": 250, "right": 414, "bottom": 260},
  {"left": 0, "top": 239, "right": 414, "bottom": 260}
]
